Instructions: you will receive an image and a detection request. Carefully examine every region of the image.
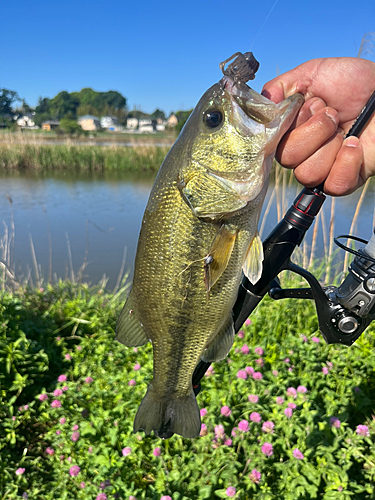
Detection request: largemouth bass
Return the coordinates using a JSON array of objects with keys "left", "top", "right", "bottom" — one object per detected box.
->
[{"left": 117, "top": 52, "right": 303, "bottom": 439}]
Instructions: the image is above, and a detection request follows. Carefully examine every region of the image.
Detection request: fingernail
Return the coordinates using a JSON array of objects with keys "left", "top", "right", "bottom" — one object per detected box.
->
[
  {"left": 344, "top": 136, "right": 360, "bottom": 147},
  {"left": 261, "top": 89, "right": 271, "bottom": 99},
  {"left": 325, "top": 109, "right": 339, "bottom": 126},
  {"left": 310, "top": 100, "right": 323, "bottom": 115}
]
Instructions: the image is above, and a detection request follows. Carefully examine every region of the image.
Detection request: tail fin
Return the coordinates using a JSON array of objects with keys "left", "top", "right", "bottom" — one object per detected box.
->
[{"left": 134, "top": 383, "right": 201, "bottom": 439}]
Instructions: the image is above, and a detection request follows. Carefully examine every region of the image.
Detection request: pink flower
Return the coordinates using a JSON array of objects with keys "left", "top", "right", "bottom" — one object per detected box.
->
[
  {"left": 200, "top": 423, "right": 208, "bottom": 436},
  {"left": 248, "top": 394, "right": 259, "bottom": 403},
  {"left": 293, "top": 448, "right": 304, "bottom": 459},
  {"left": 254, "top": 347, "right": 264, "bottom": 356},
  {"left": 237, "top": 370, "right": 247, "bottom": 379},
  {"left": 153, "top": 447, "right": 161, "bottom": 457},
  {"left": 200, "top": 408, "right": 207, "bottom": 417},
  {"left": 96, "top": 495, "right": 107, "bottom": 500},
  {"left": 245, "top": 366, "right": 254, "bottom": 375},
  {"left": 69, "top": 465, "right": 80, "bottom": 476},
  {"left": 288, "top": 402, "right": 297, "bottom": 409},
  {"left": 76, "top": 345, "right": 82, "bottom": 351},
  {"left": 224, "top": 437, "right": 232, "bottom": 446},
  {"left": 128, "top": 379, "right": 136, "bottom": 386},
  {"left": 45, "top": 447, "right": 54, "bottom": 455},
  {"left": 245, "top": 318, "right": 251, "bottom": 326},
  {"left": 56, "top": 430, "right": 61, "bottom": 435},
  {"left": 80, "top": 482, "right": 86, "bottom": 489},
  {"left": 312, "top": 336, "right": 320, "bottom": 343},
  {"left": 15, "top": 468, "right": 25, "bottom": 475},
  {"left": 287, "top": 387, "right": 297, "bottom": 398},
  {"left": 284, "top": 408, "right": 293, "bottom": 418},
  {"left": 256, "top": 358, "right": 264, "bottom": 367},
  {"left": 284, "top": 358, "right": 290, "bottom": 363},
  {"left": 38, "top": 393, "right": 48, "bottom": 401},
  {"left": 356, "top": 425, "right": 370, "bottom": 437},
  {"left": 59, "top": 417, "right": 66, "bottom": 425},
  {"left": 276, "top": 397, "right": 284, "bottom": 405},
  {"left": 122, "top": 447, "right": 132, "bottom": 456},
  {"left": 215, "top": 424, "right": 225, "bottom": 439},
  {"left": 327, "top": 361, "right": 333, "bottom": 369},
  {"left": 221, "top": 406, "right": 232, "bottom": 417},
  {"left": 84, "top": 377, "right": 93, "bottom": 383},
  {"left": 226, "top": 487, "right": 236, "bottom": 497},
  {"left": 241, "top": 344, "right": 249, "bottom": 354},
  {"left": 51, "top": 400, "right": 61, "bottom": 408},
  {"left": 88, "top": 447, "right": 93, "bottom": 453},
  {"left": 252, "top": 372, "right": 263, "bottom": 380},
  {"left": 330, "top": 417, "right": 341, "bottom": 428},
  {"left": 133, "top": 348, "right": 138, "bottom": 353},
  {"left": 54, "top": 389, "right": 63, "bottom": 396},
  {"left": 249, "top": 468, "right": 261, "bottom": 483},
  {"left": 160, "top": 497, "right": 172, "bottom": 500},
  {"left": 65, "top": 354, "right": 72, "bottom": 360},
  {"left": 238, "top": 420, "right": 249, "bottom": 432},
  {"left": 272, "top": 370, "right": 279, "bottom": 376},
  {"left": 297, "top": 386, "right": 307, "bottom": 393},
  {"left": 250, "top": 412, "right": 262, "bottom": 423},
  {"left": 322, "top": 367, "right": 329, "bottom": 375},
  {"left": 238, "top": 330, "right": 245, "bottom": 338},
  {"left": 58, "top": 375, "right": 67, "bottom": 382},
  {"left": 71, "top": 432, "right": 80, "bottom": 442},
  {"left": 133, "top": 363, "right": 141, "bottom": 371},
  {"left": 262, "top": 421, "right": 275, "bottom": 433},
  {"left": 62, "top": 386, "right": 69, "bottom": 391},
  {"left": 261, "top": 442, "right": 273, "bottom": 457},
  {"left": 72, "top": 424, "right": 79, "bottom": 431}
]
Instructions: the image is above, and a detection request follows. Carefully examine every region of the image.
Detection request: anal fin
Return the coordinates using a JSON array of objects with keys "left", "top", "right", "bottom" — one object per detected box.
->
[
  {"left": 201, "top": 315, "right": 235, "bottom": 362},
  {"left": 116, "top": 292, "right": 149, "bottom": 347}
]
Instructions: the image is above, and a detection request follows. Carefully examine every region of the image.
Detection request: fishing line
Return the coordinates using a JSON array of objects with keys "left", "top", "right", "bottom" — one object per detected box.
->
[{"left": 250, "top": 0, "right": 280, "bottom": 51}]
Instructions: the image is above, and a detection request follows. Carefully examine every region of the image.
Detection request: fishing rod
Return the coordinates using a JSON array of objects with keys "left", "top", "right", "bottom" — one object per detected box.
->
[{"left": 192, "top": 89, "right": 375, "bottom": 396}]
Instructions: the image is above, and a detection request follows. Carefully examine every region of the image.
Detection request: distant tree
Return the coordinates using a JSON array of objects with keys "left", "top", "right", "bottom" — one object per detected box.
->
[
  {"left": 174, "top": 109, "right": 193, "bottom": 133},
  {"left": 33, "top": 112, "right": 53, "bottom": 127},
  {"left": 49, "top": 91, "right": 80, "bottom": 119},
  {"left": 151, "top": 109, "right": 166, "bottom": 121},
  {"left": 0, "top": 89, "right": 21, "bottom": 116},
  {"left": 35, "top": 97, "right": 51, "bottom": 114},
  {"left": 59, "top": 118, "right": 83, "bottom": 136}
]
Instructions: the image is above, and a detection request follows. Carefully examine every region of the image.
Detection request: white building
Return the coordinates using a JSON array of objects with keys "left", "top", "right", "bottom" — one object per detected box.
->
[{"left": 100, "top": 116, "right": 119, "bottom": 130}]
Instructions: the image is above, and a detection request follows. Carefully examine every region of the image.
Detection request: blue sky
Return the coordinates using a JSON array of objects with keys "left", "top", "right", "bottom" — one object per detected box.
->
[{"left": 1, "top": 0, "right": 374, "bottom": 115}]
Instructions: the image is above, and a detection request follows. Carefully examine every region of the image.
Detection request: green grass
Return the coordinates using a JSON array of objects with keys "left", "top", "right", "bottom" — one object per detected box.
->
[
  {"left": 0, "top": 143, "right": 170, "bottom": 172},
  {"left": 2, "top": 273, "right": 375, "bottom": 499}
]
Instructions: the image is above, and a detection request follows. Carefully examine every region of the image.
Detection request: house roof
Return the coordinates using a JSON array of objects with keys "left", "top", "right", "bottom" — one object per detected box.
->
[{"left": 78, "top": 115, "right": 100, "bottom": 120}]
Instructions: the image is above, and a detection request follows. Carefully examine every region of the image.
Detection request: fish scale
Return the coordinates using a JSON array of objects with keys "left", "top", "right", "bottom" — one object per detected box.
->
[{"left": 116, "top": 56, "right": 304, "bottom": 438}]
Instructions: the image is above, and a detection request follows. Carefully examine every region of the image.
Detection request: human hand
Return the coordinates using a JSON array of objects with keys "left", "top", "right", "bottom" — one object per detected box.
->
[{"left": 262, "top": 57, "right": 375, "bottom": 195}]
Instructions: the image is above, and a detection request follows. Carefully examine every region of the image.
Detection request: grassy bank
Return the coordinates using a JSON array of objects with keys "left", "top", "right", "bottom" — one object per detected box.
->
[
  {"left": 2, "top": 275, "right": 375, "bottom": 500},
  {"left": 0, "top": 143, "right": 170, "bottom": 172}
]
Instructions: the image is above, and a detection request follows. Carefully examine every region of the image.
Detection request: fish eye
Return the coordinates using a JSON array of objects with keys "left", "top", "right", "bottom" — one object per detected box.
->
[{"left": 203, "top": 109, "right": 223, "bottom": 129}]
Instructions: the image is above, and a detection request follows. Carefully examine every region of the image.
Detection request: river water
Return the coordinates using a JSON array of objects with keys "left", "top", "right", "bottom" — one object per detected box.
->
[{"left": 0, "top": 170, "right": 374, "bottom": 289}]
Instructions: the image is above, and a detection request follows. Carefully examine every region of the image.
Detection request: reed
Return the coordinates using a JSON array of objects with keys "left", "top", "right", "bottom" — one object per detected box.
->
[{"left": 0, "top": 142, "right": 169, "bottom": 173}]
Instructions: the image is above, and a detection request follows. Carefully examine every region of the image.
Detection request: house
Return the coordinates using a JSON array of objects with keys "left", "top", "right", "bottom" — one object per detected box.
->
[
  {"left": 41, "top": 121, "right": 60, "bottom": 131},
  {"left": 167, "top": 114, "right": 178, "bottom": 127},
  {"left": 16, "top": 114, "right": 36, "bottom": 128},
  {"left": 77, "top": 115, "right": 101, "bottom": 131},
  {"left": 100, "top": 116, "right": 119, "bottom": 130},
  {"left": 126, "top": 117, "right": 138, "bottom": 130}
]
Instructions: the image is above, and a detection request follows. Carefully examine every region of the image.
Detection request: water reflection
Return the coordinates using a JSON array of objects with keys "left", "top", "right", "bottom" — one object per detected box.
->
[{"left": 0, "top": 170, "right": 374, "bottom": 288}]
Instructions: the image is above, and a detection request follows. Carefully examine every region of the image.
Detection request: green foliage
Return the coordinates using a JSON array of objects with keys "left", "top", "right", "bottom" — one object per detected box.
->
[
  {"left": 0, "top": 89, "right": 21, "bottom": 117},
  {"left": 34, "top": 88, "right": 127, "bottom": 124},
  {"left": 1, "top": 274, "right": 375, "bottom": 499},
  {"left": 59, "top": 119, "right": 84, "bottom": 136},
  {"left": 174, "top": 109, "right": 193, "bottom": 134}
]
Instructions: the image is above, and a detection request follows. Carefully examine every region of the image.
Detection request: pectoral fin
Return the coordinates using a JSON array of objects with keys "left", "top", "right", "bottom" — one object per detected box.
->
[
  {"left": 179, "top": 170, "right": 246, "bottom": 219},
  {"left": 201, "top": 315, "right": 235, "bottom": 362},
  {"left": 204, "top": 224, "right": 237, "bottom": 291},
  {"left": 242, "top": 232, "right": 264, "bottom": 285},
  {"left": 116, "top": 293, "right": 149, "bottom": 347}
]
